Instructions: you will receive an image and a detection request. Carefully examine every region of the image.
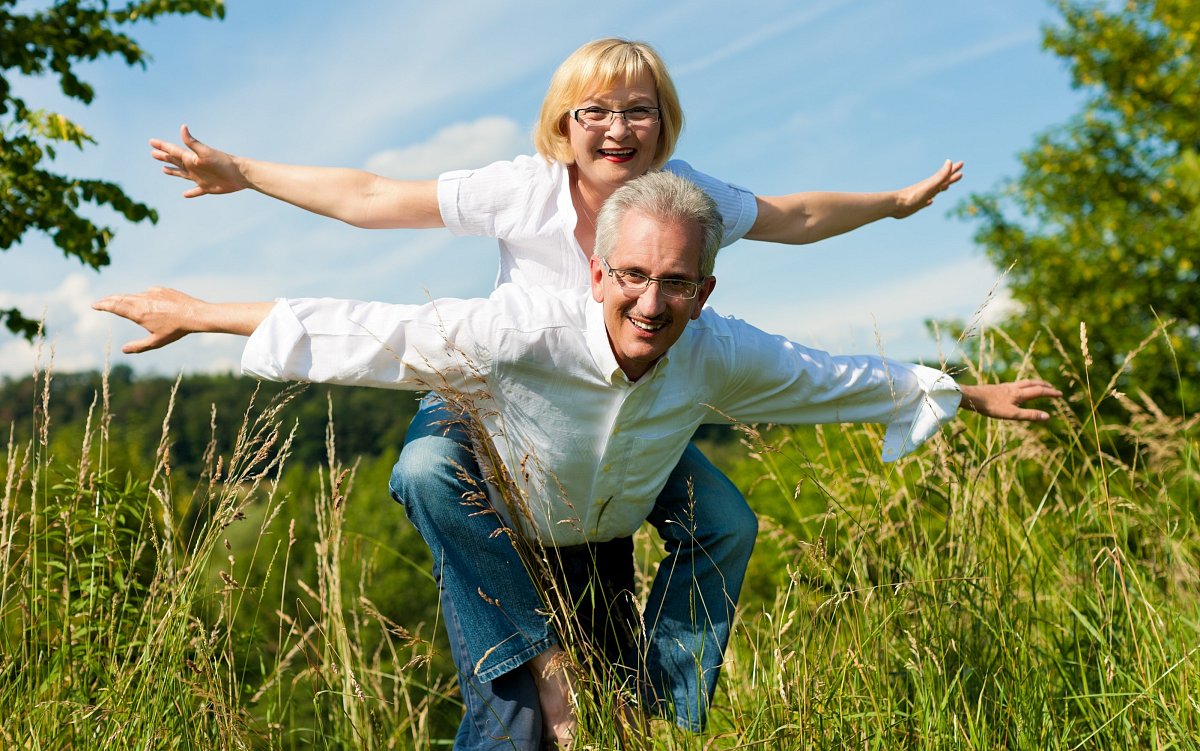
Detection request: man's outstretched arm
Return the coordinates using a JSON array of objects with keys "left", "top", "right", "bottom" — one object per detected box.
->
[
  {"left": 93, "top": 287, "right": 274, "bottom": 354},
  {"left": 958, "top": 380, "right": 1062, "bottom": 422}
]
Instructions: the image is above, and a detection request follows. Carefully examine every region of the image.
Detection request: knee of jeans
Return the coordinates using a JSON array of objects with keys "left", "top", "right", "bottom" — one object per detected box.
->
[
  {"left": 697, "top": 495, "right": 756, "bottom": 559},
  {"left": 388, "top": 432, "right": 476, "bottom": 512},
  {"left": 724, "top": 495, "right": 759, "bottom": 552},
  {"left": 694, "top": 480, "right": 757, "bottom": 547}
]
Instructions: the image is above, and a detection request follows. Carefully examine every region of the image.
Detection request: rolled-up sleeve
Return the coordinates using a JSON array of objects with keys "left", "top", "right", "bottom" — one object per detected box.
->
[
  {"left": 664, "top": 160, "right": 758, "bottom": 246},
  {"left": 878, "top": 365, "right": 961, "bottom": 462},
  {"left": 241, "top": 297, "right": 494, "bottom": 392}
]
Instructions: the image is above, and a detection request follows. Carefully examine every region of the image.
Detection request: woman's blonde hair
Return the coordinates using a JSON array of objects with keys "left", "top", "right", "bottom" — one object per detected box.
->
[{"left": 533, "top": 38, "right": 683, "bottom": 170}]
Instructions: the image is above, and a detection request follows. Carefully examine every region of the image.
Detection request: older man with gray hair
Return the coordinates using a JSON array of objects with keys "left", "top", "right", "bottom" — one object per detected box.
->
[{"left": 95, "top": 171, "right": 1059, "bottom": 749}]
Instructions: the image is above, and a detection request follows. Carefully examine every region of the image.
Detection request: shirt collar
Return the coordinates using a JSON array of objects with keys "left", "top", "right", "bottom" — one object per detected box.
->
[{"left": 584, "top": 295, "right": 670, "bottom": 386}]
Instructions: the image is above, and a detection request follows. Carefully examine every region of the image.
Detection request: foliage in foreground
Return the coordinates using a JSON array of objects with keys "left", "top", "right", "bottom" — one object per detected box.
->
[
  {"left": 1, "top": 0, "right": 225, "bottom": 339},
  {"left": 961, "top": 0, "right": 1200, "bottom": 415},
  {"left": 1, "top": 327, "right": 1198, "bottom": 749}
]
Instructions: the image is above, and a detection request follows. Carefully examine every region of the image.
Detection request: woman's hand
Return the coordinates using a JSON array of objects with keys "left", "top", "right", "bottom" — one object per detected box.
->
[
  {"left": 890, "top": 159, "right": 964, "bottom": 219},
  {"left": 150, "top": 125, "right": 248, "bottom": 197},
  {"left": 958, "top": 379, "right": 1063, "bottom": 422}
]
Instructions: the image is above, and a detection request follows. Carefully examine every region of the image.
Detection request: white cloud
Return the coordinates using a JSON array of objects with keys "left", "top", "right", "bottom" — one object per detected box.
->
[
  {"left": 364, "top": 117, "right": 530, "bottom": 178},
  {"left": 0, "top": 274, "right": 123, "bottom": 377},
  {"left": 720, "top": 255, "right": 1013, "bottom": 359}
]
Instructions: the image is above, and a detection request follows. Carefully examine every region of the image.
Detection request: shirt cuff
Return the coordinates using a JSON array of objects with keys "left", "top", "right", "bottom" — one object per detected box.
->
[
  {"left": 880, "top": 367, "right": 962, "bottom": 462},
  {"left": 240, "top": 299, "right": 303, "bottom": 381}
]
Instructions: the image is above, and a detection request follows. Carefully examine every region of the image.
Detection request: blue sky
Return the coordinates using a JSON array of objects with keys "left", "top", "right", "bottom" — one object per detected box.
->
[{"left": 2, "top": 0, "right": 1084, "bottom": 378}]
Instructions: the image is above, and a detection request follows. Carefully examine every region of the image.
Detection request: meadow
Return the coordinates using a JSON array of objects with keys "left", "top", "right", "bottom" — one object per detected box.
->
[{"left": 2, "top": 330, "right": 1197, "bottom": 749}]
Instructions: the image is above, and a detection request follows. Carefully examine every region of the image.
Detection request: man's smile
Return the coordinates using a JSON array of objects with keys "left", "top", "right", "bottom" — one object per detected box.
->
[{"left": 629, "top": 315, "right": 667, "bottom": 332}]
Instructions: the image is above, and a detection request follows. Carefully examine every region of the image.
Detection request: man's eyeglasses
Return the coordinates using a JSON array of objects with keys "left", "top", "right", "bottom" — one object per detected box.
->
[
  {"left": 599, "top": 256, "right": 703, "bottom": 300},
  {"left": 571, "top": 106, "right": 661, "bottom": 128}
]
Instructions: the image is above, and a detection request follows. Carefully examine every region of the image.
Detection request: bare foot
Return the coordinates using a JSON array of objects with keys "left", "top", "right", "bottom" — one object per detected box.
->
[{"left": 528, "top": 647, "right": 577, "bottom": 748}]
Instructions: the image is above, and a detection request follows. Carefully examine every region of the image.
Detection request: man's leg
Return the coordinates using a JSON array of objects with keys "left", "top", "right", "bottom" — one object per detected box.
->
[
  {"left": 390, "top": 395, "right": 559, "bottom": 748},
  {"left": 533, "top": 539, "right": 640, "bottom": 746},
  {"left": 641, "top": 442, "right": 758, "bottom": 731},
  {"left": 441, "top": 578, "right": 543, "bottom": 749}
]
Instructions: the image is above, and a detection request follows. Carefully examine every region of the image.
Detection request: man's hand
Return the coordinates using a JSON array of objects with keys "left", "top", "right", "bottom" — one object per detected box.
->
[
  {"left": 958, "top": 379, "right": 1063, "bottom": 422},
  {"left": 150, "top": 124, "right": 248, "bottom": 198},
  {"left": 528, "top": 646, "right": 577, "bottom": 748},
  {"left": 890, "top": 159, "right": 964, "bottom": 219},
  {"left": 93, "top": 288, "right": 272, "bottom": 353}
]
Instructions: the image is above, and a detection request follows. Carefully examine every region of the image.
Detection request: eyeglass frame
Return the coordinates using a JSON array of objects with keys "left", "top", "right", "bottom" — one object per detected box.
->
[
  {"left": 598, "top": 256, "right": 705, "bottom": 300},
  {"left": 570, "top": 106, "right": 662, "bottom": 128}
]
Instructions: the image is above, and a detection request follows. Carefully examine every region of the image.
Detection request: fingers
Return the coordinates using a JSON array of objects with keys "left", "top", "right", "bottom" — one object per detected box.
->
[
  {"left": 91, "top": 293, "right": 131, "bottom": 319},
  {"left": 1004, "top": 379, "right": 1062, "bottom": 422},
  {"left": 93, "top": 290, "right": 188, "bottom": 354},
  {"left": 1011, "top": 407, "right": 1052, "bottom": 422},
  {"left": 181, "top": 124, "right": 211, "bottom": 157},
  {"left": 1011, "top": 379, "right": 1063, "bottom": 402},
  {"left": 945, "top": 160, "right": 964, "bottom": 187},
  {"left": 150, "top": 139, "right": 195, "bottom": 192},
  {"left": 92, "top": 295, "right": 157, "bottom": 352},
  {"left": 935, "top": 159, "right": 964, "bottom": 188},
  {"left": 150, "top": 144, "right": 185, "bottom": 177},
  {"left": 122, "top": 335, "right": 162, "bottom": 355}
]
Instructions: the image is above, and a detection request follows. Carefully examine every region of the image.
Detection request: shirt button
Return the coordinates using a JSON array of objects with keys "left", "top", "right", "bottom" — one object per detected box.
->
[{"left": 603, "top": 464, "right": 612, "bottom": 472}]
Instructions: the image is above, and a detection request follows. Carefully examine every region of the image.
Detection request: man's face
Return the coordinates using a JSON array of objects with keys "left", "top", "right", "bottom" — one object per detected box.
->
[{"left": 590, "top": 210, "right": 716, "bottom": 381}]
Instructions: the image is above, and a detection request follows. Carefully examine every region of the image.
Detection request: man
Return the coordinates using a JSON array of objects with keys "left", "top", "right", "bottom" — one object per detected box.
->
[{"left": 95, "top": 172, "right": 1059, "bottom": 749}]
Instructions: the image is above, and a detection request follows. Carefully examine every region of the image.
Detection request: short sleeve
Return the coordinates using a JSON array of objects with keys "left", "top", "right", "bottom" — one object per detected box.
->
[
  {"left": 664, "top": 160, "right": 758, "bottom": 246},
  {"left": 437, "top": 155, "right": 564, "bottom": 240}
]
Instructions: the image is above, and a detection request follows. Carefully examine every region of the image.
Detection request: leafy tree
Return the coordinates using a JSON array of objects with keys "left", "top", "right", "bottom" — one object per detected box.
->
[
  {"left": 962, "top": 0, "right": 1199, "bottom": 415},
  {"left": 1, "top": 0, "right": 224, "bottom": 339}
]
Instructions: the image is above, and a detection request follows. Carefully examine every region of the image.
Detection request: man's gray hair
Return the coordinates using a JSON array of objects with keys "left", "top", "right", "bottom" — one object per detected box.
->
[{"left": 594, "top": 171, "right": 724, "bottom": 277}]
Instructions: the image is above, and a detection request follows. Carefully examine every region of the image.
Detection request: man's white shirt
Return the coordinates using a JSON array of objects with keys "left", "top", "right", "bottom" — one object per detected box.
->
[{"left": 243, "top": 285, "right": 961, "bottom": 546}]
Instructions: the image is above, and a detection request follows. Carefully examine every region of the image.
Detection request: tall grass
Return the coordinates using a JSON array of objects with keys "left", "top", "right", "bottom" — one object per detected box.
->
[
  {"left": 693, "top": 328, "right": 1200, "bottom": 749},
  {"left": 1, "top": 326, "right": 1197, "bottom": 749},
  {"left": 0, "top": 350, "right": 449, "bottom": 749}
]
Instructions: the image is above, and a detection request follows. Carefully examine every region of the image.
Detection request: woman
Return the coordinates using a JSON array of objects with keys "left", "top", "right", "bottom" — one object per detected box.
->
[{"left": 151, "top": 38, "right": 961, "bottom": 748}]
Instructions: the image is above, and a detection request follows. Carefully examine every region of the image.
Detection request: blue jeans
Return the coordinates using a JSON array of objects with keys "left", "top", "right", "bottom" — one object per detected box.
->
[{"left": 389, "top": 396, "right": 757, "bottom": 745}]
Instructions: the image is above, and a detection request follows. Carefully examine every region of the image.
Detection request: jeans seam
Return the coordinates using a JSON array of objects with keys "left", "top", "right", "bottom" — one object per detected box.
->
[{"left": 474, "top": 634, "right": 557, "bottom": 683}]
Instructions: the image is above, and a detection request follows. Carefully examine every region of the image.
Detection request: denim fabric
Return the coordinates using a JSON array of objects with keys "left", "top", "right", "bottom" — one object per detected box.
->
[
  {"left": 440, "top": 582, "right": 543, "bottom": 749},
  {"left": 389, "top": 395, "right": 757, "bottom": 742},
  {"left": 439, "top": 535, "right": 639, "bottom": 749},
  {"left": 642, "top": 446, "right": 757, "bottom": 731},
  {"left": 389, "top": 396, "right": 554, "bottom": 684}
]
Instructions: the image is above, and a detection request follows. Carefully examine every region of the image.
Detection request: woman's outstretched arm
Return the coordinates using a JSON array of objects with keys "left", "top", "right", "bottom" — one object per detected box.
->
[
  {"left": 150, "top": 125, "right": 443, "bottom": 229},
  {"left": 745, "top": 159, "right": 964, "bottom": 245}
]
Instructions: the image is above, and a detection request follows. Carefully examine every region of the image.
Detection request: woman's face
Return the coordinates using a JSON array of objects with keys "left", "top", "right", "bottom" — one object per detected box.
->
[{"left": 566, "top": 73, "right": 661, "bottom": 195}]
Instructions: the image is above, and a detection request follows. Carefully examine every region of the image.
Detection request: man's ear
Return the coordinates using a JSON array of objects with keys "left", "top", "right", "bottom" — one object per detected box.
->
[
  {"left": 689, "top": 276, "right": 716, "bottom": 320},
  {"left": 590, "top": 255, "right": 606, "bottom": 303}
]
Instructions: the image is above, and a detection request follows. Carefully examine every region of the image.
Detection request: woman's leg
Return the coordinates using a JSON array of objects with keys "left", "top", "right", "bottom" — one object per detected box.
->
[{"left": 641, "top": 442, "right": 758, "bottom": 732}]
